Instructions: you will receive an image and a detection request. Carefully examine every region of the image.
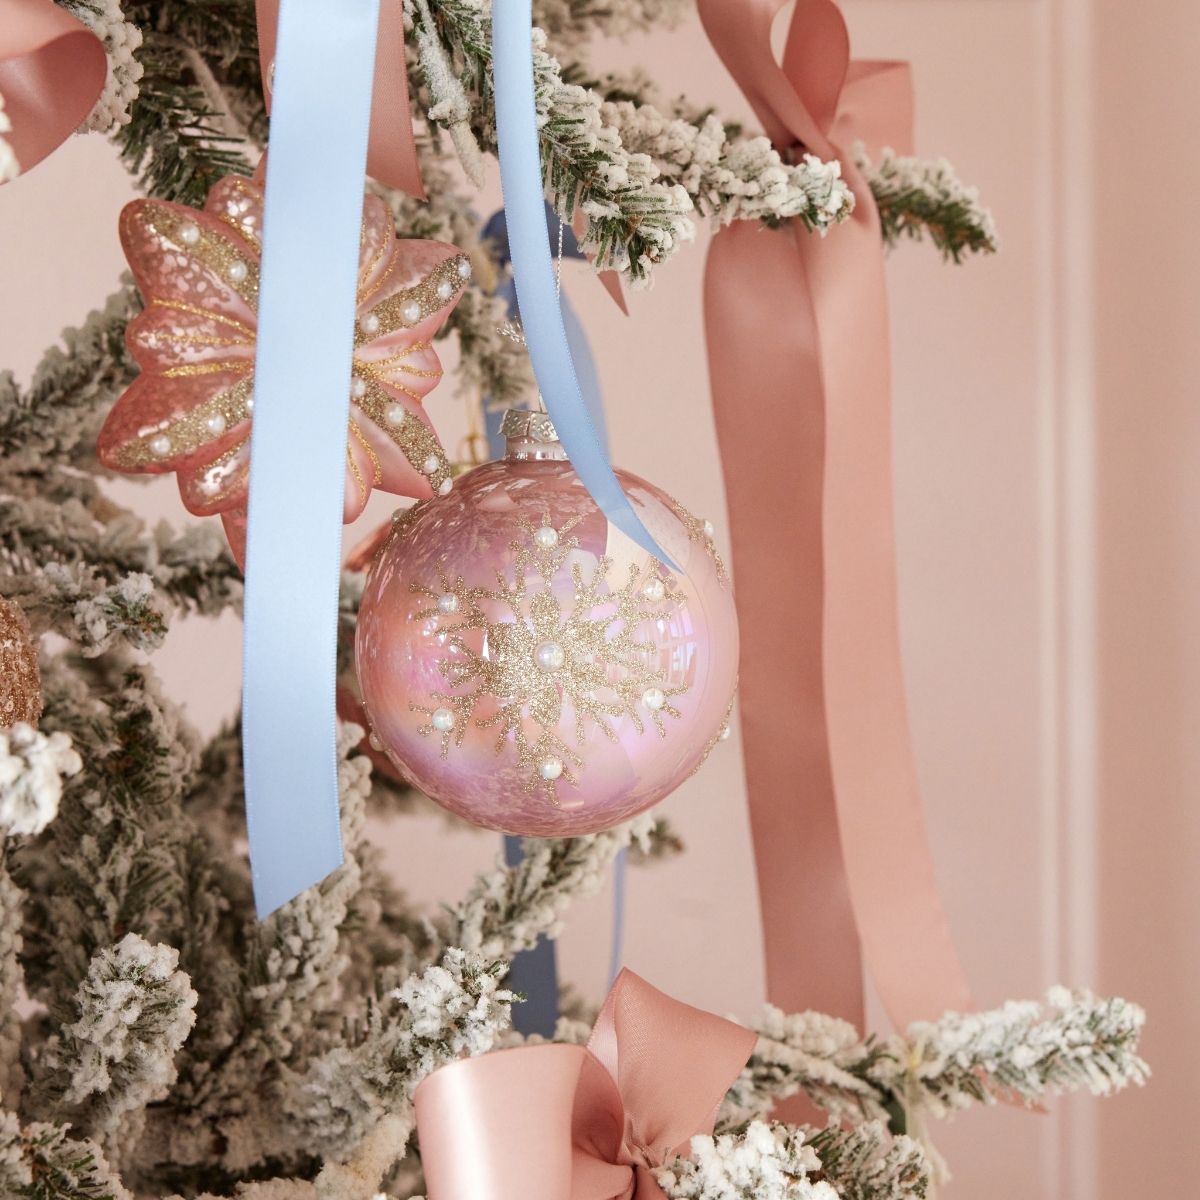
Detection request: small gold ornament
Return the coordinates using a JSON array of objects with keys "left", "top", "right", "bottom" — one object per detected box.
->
[{"left": 0, "top": 596, "right": 42, "bottom": 728}]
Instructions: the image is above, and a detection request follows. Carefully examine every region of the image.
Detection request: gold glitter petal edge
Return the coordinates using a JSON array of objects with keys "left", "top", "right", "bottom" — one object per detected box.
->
[
  {"left": 355, "top": 379, "right": 450, "bottom": 491},
  {"left": 110, "top": 377, "right": 254, "bottom": 470},
  {"left": 139, "top": 202, "right": 261, "bottom": 310},
  {"left": 354, "top": 254, "right": 470, "bottom": 347}
]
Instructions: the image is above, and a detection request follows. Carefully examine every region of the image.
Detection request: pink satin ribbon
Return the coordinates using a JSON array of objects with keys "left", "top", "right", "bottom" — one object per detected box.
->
[
  {"left": 0, "top": 0, "right": 105, "bottom": 180},
  {"left": 415, "top": 970, "right": 757, "bottom": 1200},
  {"left": 255, "top": 0, "right": 424, "bottom": 198},
  {"left": 698, "top": 0, "right": 973, "bottom": 1034}
]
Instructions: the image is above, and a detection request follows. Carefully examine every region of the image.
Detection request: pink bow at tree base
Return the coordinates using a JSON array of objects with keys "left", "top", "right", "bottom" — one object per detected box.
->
[{"left": 415, "top": 970, "right": 757, "bottom": 1200}]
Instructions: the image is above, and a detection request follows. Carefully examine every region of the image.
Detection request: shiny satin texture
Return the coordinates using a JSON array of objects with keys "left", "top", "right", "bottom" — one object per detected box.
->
[
  {"left": 256, "top": 0, "right": 425, "bottom": 199},
  {"left": 0, "top": 0, "right": 105, "bottom": 180},
  {"left": 414, "top": 970, "right": 757, "bottom": 1200},
  {"left": 698, "top": 0, "right": 973, "bottom": 1032}
]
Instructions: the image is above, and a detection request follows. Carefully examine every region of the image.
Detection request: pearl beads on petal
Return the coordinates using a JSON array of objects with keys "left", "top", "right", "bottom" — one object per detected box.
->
[
  {"left": 423, "top": 455, "right": 440, "bottom": 474},
  {"left": 386, "top": 404, "right": 405, "bottom": 425},
  {"left": 535, "top": 640, "right": 565, "bottom": 672},
  {"left": 437, "top": 593, "right": 459, "bottom": 615},
  {"left": 431, "top": 707, "right": 456, "bottom": 732},
  {"left": 539, "top": 757, "right": 564, "bottom": 781},
  {"left": 719, "top": 723, "right": 732, "bottom": 741},
  {"left": 436, "top": 280, "right": 455, "bottom": 302},
  {"left": 402, "top": 300, "right": 421, "bottom": 324},
  {"left": 228, "top": 260, "right": 248, "bottom": 283},
  {"left": 702, "top": 518, "right": 715, "bottom": 538},
  {"left": 534, "top": 526, "right": 558, "bottom": 549},
  {"left": 351, "top": 377, "right": 368, "bottom": 398},
  {"left": 179, "top": 222, "right": 200, "bottom": 246},
  {"left": 457, "top": 258, "right": 473, "bottom": 279},
  {"left": 361, "top": 313, "right": 381, "bottom": 336},
  {"left": 150, "top": 435, "right": 172, "bottom": 457},
  {"left": 205, "top": 413, "right": 227, "bottom": 437},
  {"left": 642, "top": 687, "right": 666, "bottom": 711},
  {"left": 438, "top": 477, "right": 453, "bottom": 496}
]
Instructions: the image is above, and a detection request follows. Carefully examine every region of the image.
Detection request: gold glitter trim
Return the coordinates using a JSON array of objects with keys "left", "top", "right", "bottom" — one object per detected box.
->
[
  {"left": 347, "top": 445, "right": 367, "bottom": 505},
  {"left": 213, "top": 177, "right": 265, "bottom": 250},
  {"left": 349, "top": 419, "right": 383, "bottom": 486},
  {"left": 162, "top": 359, "right": 252, "bottom": 379},
  {"left": 687, "top": 693, "right": 737, "bottom": 780},
  {"left": 0, "top": 596, "right": 42, "bottom": 728},
  {"left": 366, "top": 341, "right": 441, "bottom": 379},
  {"left": 150, "top": 299, "right": 255, "bottom": 338},
  {"left": 669, "top": 497, "right": 729, "bottom": 585},
  {"left": 139, "top": 202, "right": 261, "bottom": 309},
  {"left": 354, "top": 254, "right": 469, "bottom": 347},
  {"left": 410, "top": 517, "right": 690, "bottom": 803},
  {"left": 354, "top": 377, "right": 450, "bottom": 490},
  {"left": 192, "top": 440, "right": 249, "bottom": 507},
  {"left": 109, "top": 376, "right": 254, "bottom": 469}
]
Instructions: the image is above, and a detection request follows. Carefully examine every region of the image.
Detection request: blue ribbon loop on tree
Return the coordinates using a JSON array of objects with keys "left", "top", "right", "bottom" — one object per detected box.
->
[{"left": 491, "top": 0, "right": 675, "bottom": 570}]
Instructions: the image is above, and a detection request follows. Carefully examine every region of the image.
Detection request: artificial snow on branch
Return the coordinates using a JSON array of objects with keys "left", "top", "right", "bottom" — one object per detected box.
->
[
  {"left": 856, "top": 147, "right": 998, "bottom": 262},
  {"left": 723, "top": 990, "right": 1149, "bottom": 1131}
]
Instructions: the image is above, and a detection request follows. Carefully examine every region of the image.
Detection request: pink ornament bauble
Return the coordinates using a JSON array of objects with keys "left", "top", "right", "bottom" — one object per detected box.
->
[{"left": 355, "top": 410, "right": 738, "bottom": 837}]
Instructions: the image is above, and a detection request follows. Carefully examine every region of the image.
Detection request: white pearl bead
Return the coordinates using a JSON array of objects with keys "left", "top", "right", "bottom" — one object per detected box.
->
[
  {"left": 228, "top": 260, "right": 248, "bottom": 283},
  {"left": 423, "top": 455, "right": 440, "bottom": 474},
  {"left": 642, "top": 577, "right": 666, "bottom": 602},
  {"left": 179, "top": 222, "right": 200, "bottom": 246},
  {"left": 402, "top": 300, "right": 422, "bottom": 324},
  {"left": 149, "top": 435, "right": 172, "bottom": 457},
  {"left": 437, "top": 593, "right": 459, "bottom": 615},
  {"left": 457, "top": 258, "right": 472, "bottom": 278},
  {"left": 351, "top": 377, "right": 368, "bottom": 398},
  {"left": 436, "top": 280, "right": 454, "bottom": 301},
  {"left": 535, "top": 640, "right": 565, "bottom": 672},
  {"left": 534, "top": 526, "right": 558, "bottom": 549},
  {"left": 368, "top": 731, "right": 383, "bottom": 751},
  {"left": 438, "top": 477, "right": 453, "bottom": 496},
  {"left": 642, "top": 687, "right": 666, "bottom": 711},
  {"left": 245, "top": 394, "right": 255, "bottom": 412},
  {"left": 386, "top": 404, "right": 405, "bottom": 425},
  {"left": 719, "top": 723, "right": 732, "bottom": 741},
  {"left": 431, "top": 707, "right": 455, "bottom": 732},
  {"left": 205, "top": 413, "right": 227, "bottom": 436},
  {"left": 702, "top": 518, "right": 715, "bottom": 538},
  {"left": 539, "top": 757, "right": 564, "bottom": 781},
  {"left": 361, "top": 313, "right": 381, "bottom": 335}
]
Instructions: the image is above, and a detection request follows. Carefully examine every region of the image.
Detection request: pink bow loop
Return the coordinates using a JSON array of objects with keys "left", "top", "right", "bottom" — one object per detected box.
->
[
  {"left": 414, "top": 971, "right": 756, "bottom": 1200},
  {"left": 0, "top": 0, "right": 106, "bottom": 181},
  {"left": 697, "top": 0, "right": 973, "bottom": 1050}
]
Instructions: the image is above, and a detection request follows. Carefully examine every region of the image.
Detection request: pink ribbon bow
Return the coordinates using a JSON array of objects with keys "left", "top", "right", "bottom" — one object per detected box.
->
[
  {"left": 414, "top": 970, "right": 757, "bottom": 1200},
  {"left": 0, "top": 0, "right": 105, "bottom": 181},
  {"left": 697, "top": 0, "right": 973, "bottom": 1038}
]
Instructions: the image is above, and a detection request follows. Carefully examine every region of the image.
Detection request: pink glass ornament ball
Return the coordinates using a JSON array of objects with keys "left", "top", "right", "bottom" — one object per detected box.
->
[{"left": 354, "top": 412, "right": 738, "bottom": 837}]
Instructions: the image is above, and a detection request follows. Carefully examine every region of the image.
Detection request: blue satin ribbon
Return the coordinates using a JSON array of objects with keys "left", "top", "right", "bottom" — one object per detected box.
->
[
  {"left": 241, "top": 0, "right": 380, "bottom": 916},
  {"left": 491, "top": 1, "right": 674, "bottom": 569},
  {"left": 484, "top": 209, "right": 627, "bottom": 1026}
]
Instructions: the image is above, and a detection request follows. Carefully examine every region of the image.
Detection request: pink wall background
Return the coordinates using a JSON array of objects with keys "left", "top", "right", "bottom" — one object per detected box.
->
[{"left": 1, "top": 2, "right": 1195, "bottom": 1195}]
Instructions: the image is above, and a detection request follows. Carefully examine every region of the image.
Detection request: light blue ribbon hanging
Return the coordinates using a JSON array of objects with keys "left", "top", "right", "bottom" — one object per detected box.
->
[
  {"left": 484, "top": 205, "right": 628, "bottom": 1027},
  {"left": 241, "top": 0, "right": 380, "bottom": 917},
  {"left": 491, "top": 1, "right": 674, "bottom": 570}
]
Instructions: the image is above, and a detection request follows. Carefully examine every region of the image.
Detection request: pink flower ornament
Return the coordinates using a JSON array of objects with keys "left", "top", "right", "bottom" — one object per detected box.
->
[{"left": 98, "top": 176, "right": 470, "bottom": 565}]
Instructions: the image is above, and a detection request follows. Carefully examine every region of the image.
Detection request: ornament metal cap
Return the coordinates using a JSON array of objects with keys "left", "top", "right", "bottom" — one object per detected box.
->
[{"left": 500, "top": 408, "right": 568, "bottom": 461}]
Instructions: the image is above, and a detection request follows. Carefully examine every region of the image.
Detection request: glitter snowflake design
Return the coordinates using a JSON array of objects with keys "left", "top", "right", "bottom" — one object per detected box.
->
[{"left": 409, "top": 516, "right": 690, "bottom": 802}]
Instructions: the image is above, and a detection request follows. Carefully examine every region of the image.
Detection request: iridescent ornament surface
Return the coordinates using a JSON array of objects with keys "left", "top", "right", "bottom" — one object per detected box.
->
[{"left": 355, "top": 411, "right": 738, "bottom": 836}]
